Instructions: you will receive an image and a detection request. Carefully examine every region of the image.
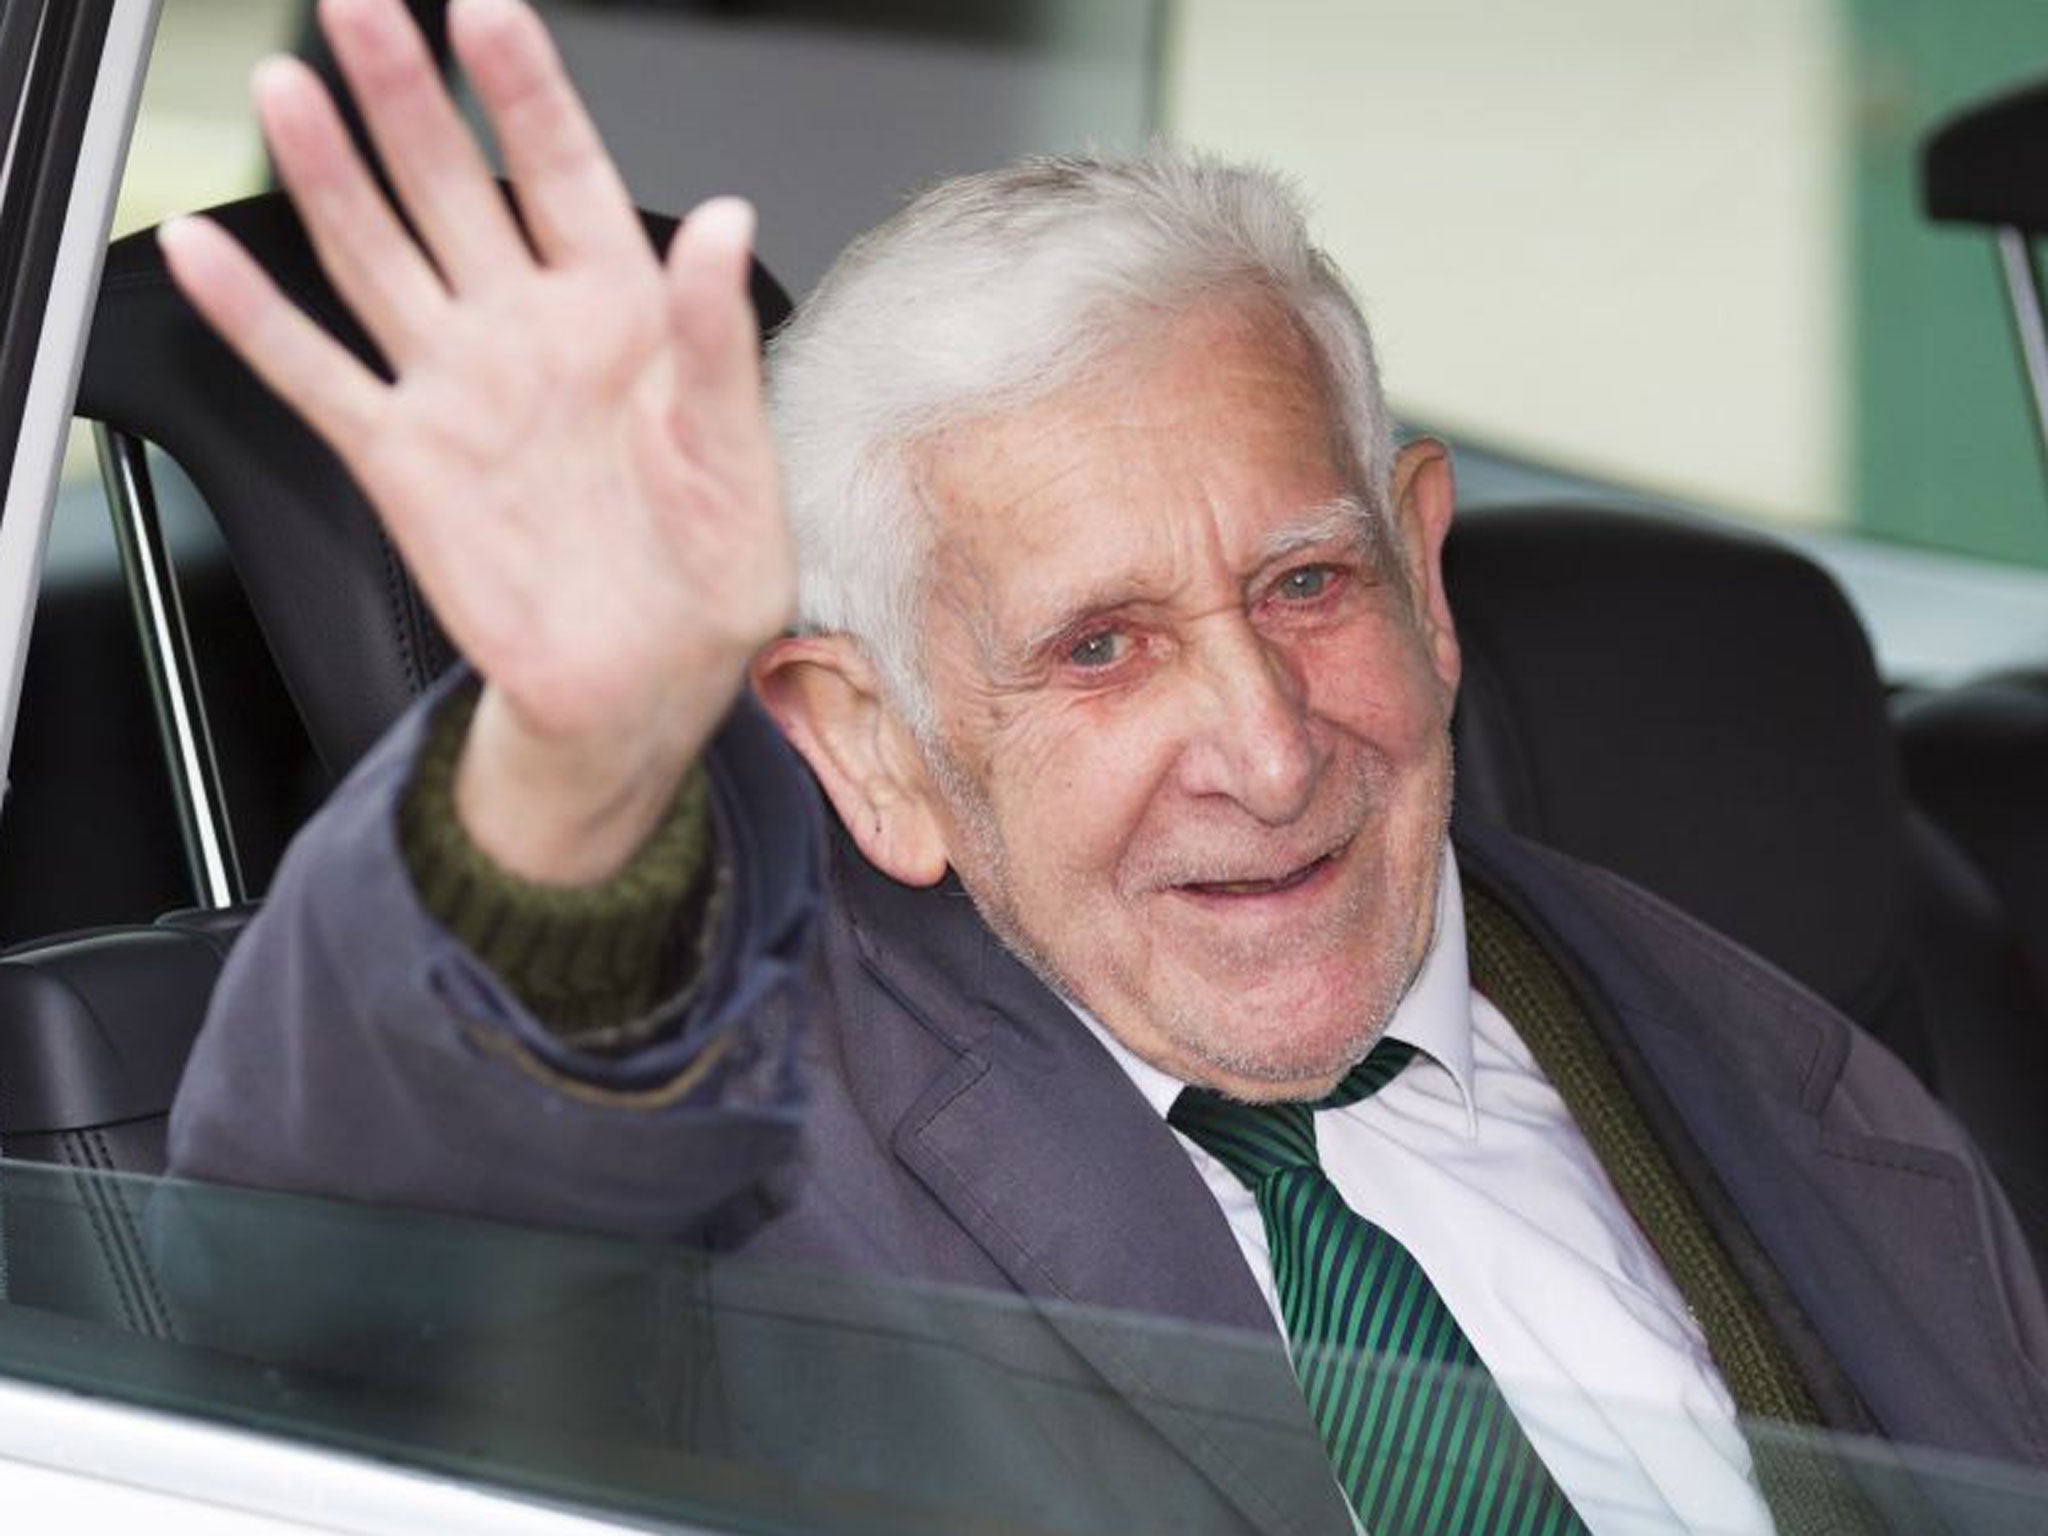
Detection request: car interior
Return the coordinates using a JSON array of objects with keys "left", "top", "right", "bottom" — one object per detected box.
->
[{"left": 0, "top": 16, "right": 2045, "bottom": 1410}]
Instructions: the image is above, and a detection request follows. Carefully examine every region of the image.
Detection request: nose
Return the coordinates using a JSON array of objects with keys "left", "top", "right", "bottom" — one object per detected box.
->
[{"left": 1173, "top": 620, "right": 1320, "bottom": 824}]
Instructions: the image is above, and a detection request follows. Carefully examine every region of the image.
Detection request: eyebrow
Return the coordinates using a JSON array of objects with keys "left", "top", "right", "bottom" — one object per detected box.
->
[
  {"left": 1002, "top": 496, "right": 1378, "bottom": 668},
  {"left": 1253, "top": 496, "right": 1376, "bottom": 566}
]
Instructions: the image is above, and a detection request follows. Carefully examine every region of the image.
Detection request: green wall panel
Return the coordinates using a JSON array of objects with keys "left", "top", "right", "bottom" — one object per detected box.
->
[{"left": 1852, "top": 0, "right": 2048, "bottom": 567}]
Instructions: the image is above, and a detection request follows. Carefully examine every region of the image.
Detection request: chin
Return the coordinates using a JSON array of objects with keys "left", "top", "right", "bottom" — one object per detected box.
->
[{"left": 1158, "top": 957, "right": 1407, "bottom": 1095}]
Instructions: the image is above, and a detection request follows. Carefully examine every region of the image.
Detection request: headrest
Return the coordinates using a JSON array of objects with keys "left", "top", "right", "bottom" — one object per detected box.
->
[
  {"left": 1445, "top": 505, "right": 1908, "bottom": 1022},
  {"left": 1923, "top": 76, "right": 2048, "bottom": 233},
  {"left": 76, "top": 192, "right": 794, "bottom": 777}
]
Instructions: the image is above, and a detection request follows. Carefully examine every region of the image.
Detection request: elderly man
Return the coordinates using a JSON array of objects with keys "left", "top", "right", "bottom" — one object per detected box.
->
[{"left": 162, "top": 0, "right": 2047, "bottom": 1531}]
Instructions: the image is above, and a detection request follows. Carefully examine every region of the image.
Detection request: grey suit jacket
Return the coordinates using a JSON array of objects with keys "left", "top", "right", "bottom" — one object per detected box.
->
[{"left": 168, "top": 691, "right": 2048, "bottom": 1534}]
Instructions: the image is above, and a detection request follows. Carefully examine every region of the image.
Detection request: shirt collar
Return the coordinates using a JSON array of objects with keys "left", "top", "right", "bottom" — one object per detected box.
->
[{"left": 1066, "top": 841, "right": 1480, "bottom": 1138}]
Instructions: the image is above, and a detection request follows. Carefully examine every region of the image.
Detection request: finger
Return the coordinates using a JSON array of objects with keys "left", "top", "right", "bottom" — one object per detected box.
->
[
  {"left": 663, "top": 198, "right": 768, "bottom": 460},
  {"left": 254, "top": 54, "right": 447, "bottom": 364},
  {"left": 317, "top": 0, "right": 527, "bottom": 289},
  {"left": 450, "top": 0, "right": 645, "bottom": 267},
  {"left": 159, "top": 215, "right": 386, "bottom": 452}
]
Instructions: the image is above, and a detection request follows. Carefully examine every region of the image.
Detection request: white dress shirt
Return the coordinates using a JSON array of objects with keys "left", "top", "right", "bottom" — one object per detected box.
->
[{"left": 1068, "top": 844, "right": 1779, "bottom": 1536}]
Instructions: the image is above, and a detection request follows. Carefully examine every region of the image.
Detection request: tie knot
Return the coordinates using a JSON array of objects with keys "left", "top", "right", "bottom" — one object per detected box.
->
[
  {"left": 1168, "top": 1037, "right": 1418, "bottom": 1190},
  {"left": 1170, "top": 1093, "right": 1317, "bottom": 1187}
]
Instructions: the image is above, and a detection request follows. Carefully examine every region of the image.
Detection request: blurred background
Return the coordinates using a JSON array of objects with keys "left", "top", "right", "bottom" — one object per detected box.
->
[{"left": 108, "top": 0, "right": 2048, "bottom": 568}]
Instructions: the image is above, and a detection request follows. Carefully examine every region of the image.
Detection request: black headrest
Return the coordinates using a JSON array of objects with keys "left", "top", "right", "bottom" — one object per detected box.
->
[
  {"left": 76, "top": 191, "right": 793, "bottom": 777},
  {"left": 1923, "top": 76, "right": 2048, "bottom": 232},
  {"left": 1445, "top": 505, "right": 1908, "bottom": 1023}
]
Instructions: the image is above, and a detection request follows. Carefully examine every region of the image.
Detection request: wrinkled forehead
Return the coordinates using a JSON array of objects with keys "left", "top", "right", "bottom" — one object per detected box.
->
[{"left": 908, "top": 301, "right": 1367, "bottom": 656}]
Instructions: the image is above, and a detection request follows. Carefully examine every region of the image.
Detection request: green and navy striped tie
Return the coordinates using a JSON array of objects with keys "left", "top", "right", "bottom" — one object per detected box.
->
[{"left": 1170, "top": 1040, "right": 1589, "bottom": 1536}]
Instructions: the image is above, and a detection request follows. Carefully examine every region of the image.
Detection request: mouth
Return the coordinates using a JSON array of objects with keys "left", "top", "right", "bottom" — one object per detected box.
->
[{"left": 1174, "top": 841, "right": 1349, "bottom": 900}]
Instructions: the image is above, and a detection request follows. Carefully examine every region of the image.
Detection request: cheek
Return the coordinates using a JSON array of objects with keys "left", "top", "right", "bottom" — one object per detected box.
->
[
  {"left": 1296, "top": 615, "right": 1454, "bottom": 744},
  {"left": 981, "top": 700, "right": 1179, "bottom": 883}
]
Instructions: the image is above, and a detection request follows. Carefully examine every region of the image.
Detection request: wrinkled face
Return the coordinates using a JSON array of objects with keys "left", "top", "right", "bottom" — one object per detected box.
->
[{"left": 913, "top": 297, "right": 1461, "bottom": 1101}]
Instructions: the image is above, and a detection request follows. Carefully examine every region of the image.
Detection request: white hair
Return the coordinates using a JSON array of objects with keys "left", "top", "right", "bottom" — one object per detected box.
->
[{"left": 766, "top": 151, "right": 1397, "bottom": 734}]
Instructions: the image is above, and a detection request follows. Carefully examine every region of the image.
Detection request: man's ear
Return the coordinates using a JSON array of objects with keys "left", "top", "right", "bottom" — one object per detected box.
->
[
  {"left": 750, "top": 636, "right": 952, "bottom": 886},
  {"left": 1388, "top": 436, "right": 1462, "bottom": 695}
]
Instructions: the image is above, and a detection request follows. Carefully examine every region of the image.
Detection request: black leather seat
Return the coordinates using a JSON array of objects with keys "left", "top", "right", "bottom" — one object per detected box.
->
[
  {"left": 1895, "top": 670, "right": 2048, "bottom": 998},
  {"left": 0, "top": 193, "right": 791, "bottom": 1318},
  {"left": 1445, "top": 504, "right": 2048, "bottom": 1264}
]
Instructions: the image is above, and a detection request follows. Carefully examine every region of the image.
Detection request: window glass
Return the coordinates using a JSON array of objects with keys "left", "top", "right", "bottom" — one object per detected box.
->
[{"left": 5, "top": 1158, "right": 2048, "bottom": 1533}]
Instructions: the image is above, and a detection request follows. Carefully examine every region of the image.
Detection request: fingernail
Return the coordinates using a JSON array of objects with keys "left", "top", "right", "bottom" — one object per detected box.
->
[
  {"left": 696, "top": 196, "right": 757, "bottom": 250},
  {"left": 250, "top": 54, "right": 299, "bottom": 101},
  {"left": 155, "top": 216, "right": 207, "bottom": 266}
]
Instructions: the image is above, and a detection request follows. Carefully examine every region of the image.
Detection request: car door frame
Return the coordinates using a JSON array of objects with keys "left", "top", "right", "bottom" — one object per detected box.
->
[{"left": 0, "top": 0, "right": 156, "bottom": 820}]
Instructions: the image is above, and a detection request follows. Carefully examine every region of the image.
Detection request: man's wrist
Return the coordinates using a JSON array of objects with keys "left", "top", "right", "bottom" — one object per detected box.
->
[
  {"left": 400, "top": 680, "right": 720, "bottom": 1040},
  {"left": 454, "top": 678, "right": 720, "bottom": 887}
]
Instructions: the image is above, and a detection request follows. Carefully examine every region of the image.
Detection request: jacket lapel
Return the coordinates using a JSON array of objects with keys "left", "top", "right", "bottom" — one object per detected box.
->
[
  {"left": 837, "top": 845, "right": 1354, "bottom": 1536},
  {"left": 1455, "top": 820, "right": 2048, "bottom": 1467}
]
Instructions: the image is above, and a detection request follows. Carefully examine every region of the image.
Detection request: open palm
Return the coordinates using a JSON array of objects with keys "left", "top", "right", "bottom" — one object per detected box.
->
[{"left": 162, "top": 0, "right": 791, "bottom": 879}]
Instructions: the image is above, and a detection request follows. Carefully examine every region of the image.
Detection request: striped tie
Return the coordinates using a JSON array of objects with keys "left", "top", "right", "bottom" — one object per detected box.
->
[{"left": 1170, "top": 1040, "right": 1589, "bottom": 1536}]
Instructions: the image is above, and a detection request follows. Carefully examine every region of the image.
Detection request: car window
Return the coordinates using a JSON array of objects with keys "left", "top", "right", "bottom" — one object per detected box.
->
[{"left": 3, "top": 1156, "right": 2048, "bottom": 1532}]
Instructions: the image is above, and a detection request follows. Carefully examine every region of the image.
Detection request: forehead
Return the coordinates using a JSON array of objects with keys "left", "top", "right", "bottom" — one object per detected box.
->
[{"left": 916, "top": 299, "right": 1354, "bottom": 635}]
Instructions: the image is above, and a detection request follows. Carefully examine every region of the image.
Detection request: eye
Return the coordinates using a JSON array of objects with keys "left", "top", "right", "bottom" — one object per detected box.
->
[
  {"left": 1275, "top": 564, "right": 1340, "bottom": 601},
  {"left": 1067, "top": 629, "right": 1128, "bottom": 669}
]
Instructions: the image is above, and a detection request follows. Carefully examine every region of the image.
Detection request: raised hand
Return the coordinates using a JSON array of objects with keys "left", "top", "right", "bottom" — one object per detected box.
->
[{"left": 159, "top": 0, "right": 792, "bottom": 883}]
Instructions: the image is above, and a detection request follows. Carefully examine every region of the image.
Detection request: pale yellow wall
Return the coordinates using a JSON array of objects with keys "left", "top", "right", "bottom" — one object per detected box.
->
[
  {"left": 1167, "top": 0, "right": 1848, "bottom": 525},
  {"left": 112, "top": 0, "right": 294, "bottom": 239}
]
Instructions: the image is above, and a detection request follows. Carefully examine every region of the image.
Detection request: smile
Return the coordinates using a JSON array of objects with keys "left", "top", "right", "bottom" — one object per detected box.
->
[{"left": 1178, "top": 844, "right": 1346, "bottom": 899}]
